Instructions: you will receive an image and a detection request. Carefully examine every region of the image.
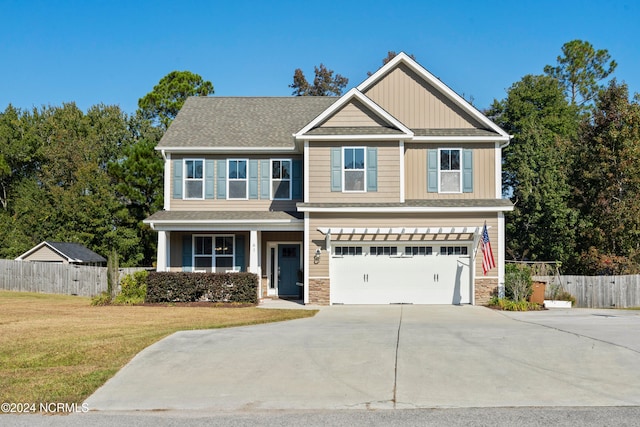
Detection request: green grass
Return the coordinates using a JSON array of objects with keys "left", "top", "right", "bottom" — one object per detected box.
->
[{"left": 0, "top": 291, "right": 317, "bottom": 405}]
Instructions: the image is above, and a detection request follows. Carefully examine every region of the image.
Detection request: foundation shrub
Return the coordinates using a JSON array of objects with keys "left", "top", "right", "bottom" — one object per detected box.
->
[
  {"left": 114, "top": 270, "right": 148, "bottom": 305},
  {"left": 146, "top": 272, "right": 258, "bottom": 304}
]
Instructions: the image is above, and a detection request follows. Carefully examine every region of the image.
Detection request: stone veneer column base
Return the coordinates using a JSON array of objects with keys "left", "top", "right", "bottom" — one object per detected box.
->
[
  {"left": 308, "top": 278, "right": 330, "bottom": 305},
  {"left": 475, "top": 277, "right": 499, "bottom": 305}
]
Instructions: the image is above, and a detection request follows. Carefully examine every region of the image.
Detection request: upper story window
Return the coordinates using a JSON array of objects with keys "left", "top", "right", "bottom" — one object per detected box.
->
[
  {"left": 343, "top": 147, "right": 366, "bottom": 192},
  {"left": 184, "top": 159, "right": 204, "bottom": 199},
  {"left": 439, "top": 149, "right": 461, "bottom": 193},
  {"left": 271, "top": 159, "right": 291, "bottom": 200},
  {"left": 427, "top": 148, "right": 472, "bottom": 194},
  {"left": 228, "top": 159, "right": 248, "bottom": 199}
]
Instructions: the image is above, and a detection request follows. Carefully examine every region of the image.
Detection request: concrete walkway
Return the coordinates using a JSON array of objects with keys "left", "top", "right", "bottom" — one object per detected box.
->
[{"left": 85, "top": 306, "right": 640, "bottom": 411}]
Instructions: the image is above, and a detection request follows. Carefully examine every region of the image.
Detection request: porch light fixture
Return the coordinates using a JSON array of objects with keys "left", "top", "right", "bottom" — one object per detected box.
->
[{"left": 314, "top": 248, "right": 321, "bottom": 264}]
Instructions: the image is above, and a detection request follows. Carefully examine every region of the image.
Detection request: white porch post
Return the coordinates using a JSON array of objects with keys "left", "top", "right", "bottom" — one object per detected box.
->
[
  {"left": 249, "top": 229, "right": 259, "bottom": 274},
  {"left": 157, "top": 231, "right": 168, "bottom": 272}
]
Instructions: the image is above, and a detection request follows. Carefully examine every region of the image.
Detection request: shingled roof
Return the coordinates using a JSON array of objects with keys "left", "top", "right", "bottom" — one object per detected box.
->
[
  {"left": 16, "top": 241, "right": 106, "bottom": 264},
  {"left": 157, "top": 96, "right": 338, "bottom": 149}
]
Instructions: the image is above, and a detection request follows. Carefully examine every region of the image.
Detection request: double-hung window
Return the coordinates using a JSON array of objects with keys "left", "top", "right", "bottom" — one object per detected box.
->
[
  {"left": 439, "top": 149, "right": 461, "bottom": 193},
  {"left": 271, "top": 159, "right": 291, "bottom": 200},
  {"left": 193, "top": 236, "right": 213, "bottom": 271},
  {"left": 228, "top": 159, "right": 248, "bottom": 199},
  {"left": 184, "top": 159, "right": 204, "bottom": 199},
  {"left": 193, "top": 235, "right": 235, "bottom": 272},
  {"left": 214, "top": 236, "right": 234, "bottom": 270},
  {"left": 343, "top": 147, "right": 365, "bottom": 192}
]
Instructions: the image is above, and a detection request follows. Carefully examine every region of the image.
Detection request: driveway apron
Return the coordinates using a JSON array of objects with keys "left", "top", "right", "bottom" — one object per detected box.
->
[{"left": 85, "top": 306, "right": 640, "bottom": 411}]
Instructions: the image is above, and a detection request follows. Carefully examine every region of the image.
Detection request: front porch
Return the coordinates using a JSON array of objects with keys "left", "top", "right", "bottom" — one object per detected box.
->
[{"left": 144, "top": 210, "right": 305, "bottom": 301}]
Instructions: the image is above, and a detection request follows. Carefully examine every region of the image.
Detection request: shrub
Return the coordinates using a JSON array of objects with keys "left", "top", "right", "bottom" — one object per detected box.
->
[
  {"left": 114, "top": 270, "right": 148, "bottom": 305},
  {"left": 91, "top": 291, "right": 112, "bottom": 306},
  {"left": 487, "top": 296, "right": 542, "bottom": 311},
  {"left": 505, "top": 263, "right": 533, "bottom": 302},
  {"left": 554, "top": 290, "right": 576, "bottom": 306},
  {"left": 146, "top": 272, "right": 258, "bottom": 304}
]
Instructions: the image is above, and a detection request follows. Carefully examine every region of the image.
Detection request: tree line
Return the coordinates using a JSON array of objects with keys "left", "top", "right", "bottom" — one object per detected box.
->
[
  {"left": 1, "top": 44, "right": 639, "bottom": 273},
  {"left": 0, "top": 71, "right": 213, "bottom": 266},
  {"left": 489, "top": 40, "right": 640, "bottom": 274}
]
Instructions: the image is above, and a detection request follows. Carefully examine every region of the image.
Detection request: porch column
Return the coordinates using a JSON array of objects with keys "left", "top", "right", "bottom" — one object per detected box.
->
[
  {"left": 249, "top": 229, "right": 260, "bottom": 275},
  {"left": 157, "top": 231, "right": 168, "bottom": 272}
]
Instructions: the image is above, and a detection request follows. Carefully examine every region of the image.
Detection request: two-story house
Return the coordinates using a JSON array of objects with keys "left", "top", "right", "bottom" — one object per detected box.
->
[{"left": 144, "top": 53, "right": 513, "bottom": 305}]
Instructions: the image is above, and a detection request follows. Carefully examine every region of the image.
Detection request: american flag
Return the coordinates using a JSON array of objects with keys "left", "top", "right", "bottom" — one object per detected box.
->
[{"left": 481, "top": 223, "right": 495, "bottom": 275}]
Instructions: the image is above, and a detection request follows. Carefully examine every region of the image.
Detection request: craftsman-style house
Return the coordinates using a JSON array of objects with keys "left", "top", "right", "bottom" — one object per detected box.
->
[{"left": 144, "top": 53, "right": 513, "bottom": 305}]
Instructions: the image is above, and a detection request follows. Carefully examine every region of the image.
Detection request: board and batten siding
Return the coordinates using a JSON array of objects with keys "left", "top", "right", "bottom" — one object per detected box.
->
[
  {"left": 319, "top": 99, "right": 389, "bottom": 127},
  {"left": 404, "top": 143, "right": 496, "bottom": 199},
  {"left": 308, "top": 213, "right": 499, "bottom": 280},
  {"left": 169, "top": 154, "right": 301, "bottom": 212},
  {"left": 307, "top": 142, "right": 400, "bottom": 203},
  {"left": 363, "top": 63, "right": 482, "bottom": 130}
]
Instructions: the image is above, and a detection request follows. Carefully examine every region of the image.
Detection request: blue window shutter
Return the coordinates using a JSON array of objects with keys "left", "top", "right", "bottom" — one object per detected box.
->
[
  {"left": 463, "top": 149, "right": 473, "bottom": 193},
  {"left": 235, "top": 235, "right": 245, "bottom": 272},
  {"left": 330, "top": 147, "right": 342, "bottom": 192},
  {"left": 173, "top": 159, "right": 183, "bottom": 199},
  {"left": 205, "top": 159, "right": 215, "bottom": 199},
  {"left": 216, "top": 159, "right": 226, "bottom": 199},
  {"left": 260, "top": 159, "right": 270, "bottom": 199},
  {"left": 366, "top": 147, "right": 378, "bottom": 192},
  {"left": 427, "top": 149, "right": 438, "bottom": 193},
  {"left": 182, "top": 235, "right": 192, "bottom": 272},
  {"left": 249, "top": 160, "right": 259, "bottom": 199},
  {"left": 292, "top": 159, "right": 302, "bottom": 199}
]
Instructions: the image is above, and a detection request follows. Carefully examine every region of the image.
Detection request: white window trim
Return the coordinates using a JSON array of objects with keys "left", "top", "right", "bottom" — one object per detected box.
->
[
  {"left": 271, "top": 159, "right": 292, "bottom": 200},
  {"left": 192, "top": 234, "right": 236, "bottom": 273},
  {"left": 438, "top": 148, "right": 463, "bottom": 194},
  {"left": 227, "top": 159, "right": 249, "bottom": 200},
  {"left": 183, "top": 158, "right": 205, "bottom": 200},
  {"left": 342, "top": 146, "right": 367, "bottom": 193}
]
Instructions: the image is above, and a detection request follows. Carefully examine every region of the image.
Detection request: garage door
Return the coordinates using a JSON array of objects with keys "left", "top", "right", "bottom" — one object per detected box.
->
[{"left": 330, "top": 244, "right": 471, "bottom": 304}]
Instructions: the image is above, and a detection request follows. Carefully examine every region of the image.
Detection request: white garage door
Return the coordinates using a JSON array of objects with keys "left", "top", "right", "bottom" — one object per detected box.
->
[{"left": 330, "top": 245, "right": 471, "bottom": 304}]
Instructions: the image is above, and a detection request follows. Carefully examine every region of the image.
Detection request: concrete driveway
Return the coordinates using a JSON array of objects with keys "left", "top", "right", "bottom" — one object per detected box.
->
[{"left": 85, "top": 306, "right": 640, "bottom": 411}]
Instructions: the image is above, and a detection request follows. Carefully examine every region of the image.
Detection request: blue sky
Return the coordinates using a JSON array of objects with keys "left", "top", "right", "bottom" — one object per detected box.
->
[{"left": 1, "top": 0, "right": 638, "bottom": 115}]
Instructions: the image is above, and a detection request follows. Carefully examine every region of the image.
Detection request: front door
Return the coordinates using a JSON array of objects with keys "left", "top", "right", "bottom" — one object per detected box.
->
[{"left": 278, "top": 244, "right": 300, "bottom": 298}]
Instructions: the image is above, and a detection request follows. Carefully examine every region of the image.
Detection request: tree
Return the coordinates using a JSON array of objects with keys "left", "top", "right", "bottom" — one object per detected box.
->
[
  {"left": 572, "top": 80, "right": 640, "bottom": 273},
  {"left": 544, "top": 39, "right": 617, "bottom": 106},
  {"left": 488, "top": 75, "right": 580, "bottom": 265},
  {"left": 367, "top": 51, "right": 416, "bottom": 76},
  {"left": 138, "top": 70, "right": 214, "bottom": 130},
  {"left": 0, "top": 105, "right": 41, "bottom": 210},
  {"left": 108, "top": 114, "right": 164, "bottom": 265},
  {"left": 289, "top": 64, "right": 348, "bottom": 96}
]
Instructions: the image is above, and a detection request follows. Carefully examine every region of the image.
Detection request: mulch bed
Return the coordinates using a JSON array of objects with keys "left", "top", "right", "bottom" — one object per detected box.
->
[{"left": 137, "top": 301, "right": 256, "bottom": 308}]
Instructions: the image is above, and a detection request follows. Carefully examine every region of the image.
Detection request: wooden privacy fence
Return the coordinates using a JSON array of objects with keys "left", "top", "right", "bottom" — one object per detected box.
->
[
  {"left": 0, "top": 259, "right": 107, "bottom": 297},
  {"left": 0, "top": 259, "right": 153, "bottom": 297},
  {"left": 537, "top": 274, "right": 640, "bottom": 308}
]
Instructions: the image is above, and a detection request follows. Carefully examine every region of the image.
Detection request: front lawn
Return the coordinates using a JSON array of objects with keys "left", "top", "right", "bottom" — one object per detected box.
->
[{"left": 0, "top": 291, "right": 316, "bottom": 405}]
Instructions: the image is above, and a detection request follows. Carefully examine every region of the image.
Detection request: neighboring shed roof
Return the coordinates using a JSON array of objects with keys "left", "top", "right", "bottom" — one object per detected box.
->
[
  {"left": 157, "top": 96, "right": 338, "bottom": 149},
  {"left": 16, "top": 241, "right": 107, "bottom": 263}
]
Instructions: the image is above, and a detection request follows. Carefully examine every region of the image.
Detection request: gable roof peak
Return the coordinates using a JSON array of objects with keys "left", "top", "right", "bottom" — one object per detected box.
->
[
  {"left": 357, "top": 52, "right": 510, "bottom": 139},
  {"left": 294, "top": 88, "right": 413, "bottom": 138}
]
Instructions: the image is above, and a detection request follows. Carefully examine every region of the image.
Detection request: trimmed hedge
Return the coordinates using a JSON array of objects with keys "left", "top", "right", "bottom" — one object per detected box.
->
[{"left": 146, "top": 272, "right": 258, "bottom": 304}]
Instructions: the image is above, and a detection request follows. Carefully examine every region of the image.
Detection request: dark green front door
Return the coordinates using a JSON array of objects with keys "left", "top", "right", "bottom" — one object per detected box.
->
[{"left": 278, "top": 244, "right": 300, "bottom": 297}]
